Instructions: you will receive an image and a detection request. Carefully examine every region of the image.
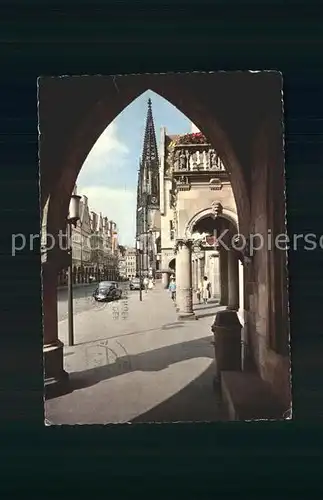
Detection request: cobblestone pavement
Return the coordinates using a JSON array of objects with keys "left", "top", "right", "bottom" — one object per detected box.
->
[{"left": 46, "top": 283, "right": 228, "bottom": 425}]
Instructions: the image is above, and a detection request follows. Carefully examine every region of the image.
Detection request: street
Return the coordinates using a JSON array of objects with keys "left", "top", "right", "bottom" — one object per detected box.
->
[
  {"left": 47, "top": 282, "right": 227, "bottom": 424},
  {"left": 57, "top": 282, "right": 130, "bottom": 322}
]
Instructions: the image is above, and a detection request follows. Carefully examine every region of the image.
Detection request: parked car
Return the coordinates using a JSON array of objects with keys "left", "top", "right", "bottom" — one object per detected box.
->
[
  {"left": 93, "top": 281, "right": 122, "bottom": 302},
  {"left": 129, "top": 277, "right": 144, "bottom": 290}
]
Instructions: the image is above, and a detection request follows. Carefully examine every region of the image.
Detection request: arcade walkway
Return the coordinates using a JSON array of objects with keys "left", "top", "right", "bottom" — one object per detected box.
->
[{"left": 45, "top": 283, "right": 227, "bottom": 424}]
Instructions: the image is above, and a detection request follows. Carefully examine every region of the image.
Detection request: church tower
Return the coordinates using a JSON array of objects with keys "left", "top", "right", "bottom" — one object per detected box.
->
[{"left": 136, "top": 98, "right": 161, "bottom": 276}]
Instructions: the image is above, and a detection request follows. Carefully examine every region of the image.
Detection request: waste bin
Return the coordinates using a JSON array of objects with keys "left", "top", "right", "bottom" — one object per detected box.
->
[{"left": 211, "top": 310, "right": 242, "bottom": 379}]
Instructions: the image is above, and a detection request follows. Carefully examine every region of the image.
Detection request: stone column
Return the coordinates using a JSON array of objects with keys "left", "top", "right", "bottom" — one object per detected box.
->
[
  {"left": 175, "top": 239, "right": 196, "bottom": 320},
  {"left": 192, "top": 259, "right": 196, "bottom": 290},
  {"left": 199, "top": 254, "right": 205, "bottom": 283},
  {"left": 204, "top": 251, "right": 211, "bottom": 281},
  {"left": 211, "top": 251, "right": 220, "bottom": 300},
  {"left": 238, "top": 258, "right": 247, "bottom": 371},
  {"left": 238, "top": 259, "right": 245, "bottom": 323},
  {"left": 227, "top": 250, "right": 239, "bottom": 310},
  {"left": 43, "top": 264, "right": 68, "bottom": 398},
  {"left": 196, "top": 256, "right": 201, "bottom": 290},
  {"left": 219, "top": 249, "right": 228, "bottom": 305},
  {"left": 191, "top": 259, "right": 194, "bottom": 290}
]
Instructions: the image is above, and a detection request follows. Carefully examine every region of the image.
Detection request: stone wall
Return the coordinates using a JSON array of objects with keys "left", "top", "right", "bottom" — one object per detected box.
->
[
  {"left": 177, "top": 182, "right": 236, "bottom": 239},
  {"left": 246, "top": 111, "right": 290, "bottom": 409}
]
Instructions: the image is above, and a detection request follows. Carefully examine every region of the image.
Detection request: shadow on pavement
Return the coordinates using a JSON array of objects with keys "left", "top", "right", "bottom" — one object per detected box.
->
[
  {"left": 130, "top": 363, "right": 226, "bottom": 423},
  {"left": 53, "top": 335, "right": 215, "bottom": 399}
]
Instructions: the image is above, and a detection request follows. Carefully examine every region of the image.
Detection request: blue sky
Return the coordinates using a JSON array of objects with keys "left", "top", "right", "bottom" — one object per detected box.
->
[{"left": 77, "top": 90, "right": 195, "bottom": 246}]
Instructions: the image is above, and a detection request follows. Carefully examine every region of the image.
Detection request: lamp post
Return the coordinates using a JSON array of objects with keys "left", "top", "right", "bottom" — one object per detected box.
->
[
  {"left": 67, "top": 194, "right": 81, "bottom": 347},
  {"left": 80, "top": 220, "right": 83, "bottom": 283},
  {"left": 136, "top": 239, "right": 143, "bottom": 302}
]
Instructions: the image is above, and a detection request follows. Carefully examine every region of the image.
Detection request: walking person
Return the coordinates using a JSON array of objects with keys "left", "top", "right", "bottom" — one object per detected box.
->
[
  {"left": 202, "top": 276, "right": 211, "bottom": 304},
  {"left": 148, "top": 277, "right": 154, "bottom": 291},
  {"left": 168, "top": 277, "right": 176, "bottom": 303},
  {"left": 196, "top": 287, "right": 201, "bottom": 304},
  {"left": 143, "top": 276, "right": 149, "bottom": 293}
]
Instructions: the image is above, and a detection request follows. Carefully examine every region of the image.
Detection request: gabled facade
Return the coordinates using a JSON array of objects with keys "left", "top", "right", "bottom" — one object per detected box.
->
[
  {"left": 125, "top": 247, "right": 137, "bottom": 279},
  {"left": 58, "top": 186, "right": 120, "bottom": 285}
]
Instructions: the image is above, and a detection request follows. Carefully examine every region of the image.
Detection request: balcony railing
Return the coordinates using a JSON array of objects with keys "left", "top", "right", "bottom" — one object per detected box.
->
[{"left": 168, "top": 144, "right": 225, "bottom": 173}]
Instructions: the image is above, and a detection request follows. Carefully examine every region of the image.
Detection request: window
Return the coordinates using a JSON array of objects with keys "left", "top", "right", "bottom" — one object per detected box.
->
[{"left": 169, "top": 220, "right": 175, "bottom": 240}]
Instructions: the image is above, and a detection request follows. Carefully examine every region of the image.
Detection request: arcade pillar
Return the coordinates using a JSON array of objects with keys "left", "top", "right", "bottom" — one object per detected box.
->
[{"left": 175, "top": 239, "right": 195, "bottom": 320}]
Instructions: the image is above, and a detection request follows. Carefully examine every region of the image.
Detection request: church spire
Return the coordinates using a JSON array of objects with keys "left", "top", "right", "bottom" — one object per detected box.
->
[{"left": 141, "top": 98, "right": 159, "bottom": 165}]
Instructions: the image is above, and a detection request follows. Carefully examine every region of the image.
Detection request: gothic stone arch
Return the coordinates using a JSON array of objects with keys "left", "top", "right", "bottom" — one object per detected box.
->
[
  {"left": 168, "top": 258, "right": 176, "bottom": 271},
  {"left": 41, "top": 72, "right": 291, "bottom": 411},
  {"left": 185, "top": 206, "right": 239, "bottom": 239},
  {"left": 38, "top": 72, "right": 274, "bottom": 242}
]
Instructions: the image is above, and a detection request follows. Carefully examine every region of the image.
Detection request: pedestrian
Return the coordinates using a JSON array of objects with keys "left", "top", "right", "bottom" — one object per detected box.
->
[
  {"left": 168, "top": 277, "right": 176, "bottom": 302},
  {"left": 143, "top": 276, "right": 149, "bottom": 293},
  {"left": 148, "top": 277, "right": 154, "bottom": 291},
  {"left": 196, "top": 287, "right": 201, "bottom": 304},
  {"left": 202, "top": 276, "right": 211, "bottom": 304}
]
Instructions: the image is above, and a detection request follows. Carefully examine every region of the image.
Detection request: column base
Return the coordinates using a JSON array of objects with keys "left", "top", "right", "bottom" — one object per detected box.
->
[
  {"left": 43, "top": 340, "right": 69, "bottom": 399},
  {"left": 177, "top": 312, "right": 198, "bottom": 321}
]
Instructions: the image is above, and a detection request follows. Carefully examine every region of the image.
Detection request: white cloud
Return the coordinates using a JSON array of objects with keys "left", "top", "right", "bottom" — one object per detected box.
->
[
  {"left": 81, "top": 121, "right": 129, "bottom": 172},
  {"left": 77, "top": 121, "right": 136, "bottom": 246},
  {"left": 79, "top": 186, "right": 137, "bottom": 247}
]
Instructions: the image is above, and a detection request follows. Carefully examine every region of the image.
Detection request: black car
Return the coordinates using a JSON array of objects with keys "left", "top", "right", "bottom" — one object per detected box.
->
[
  {"left": 129, "top": 277, "right": 144, "bottom": 290},
  {"left": 93, "top": 281, "right": 122, "bottom": 302}
]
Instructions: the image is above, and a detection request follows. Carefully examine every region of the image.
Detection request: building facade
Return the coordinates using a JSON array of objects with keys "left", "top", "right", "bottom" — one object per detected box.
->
[
  {"left": 89, "top": 212, "right": 119, "bottom": 281},
  {"left": 71, "top": 194, "right": 92, "bottom": 284},
  {"left": 57, "top": 187, "right": 120, "bottom": 285},
  {"left": 136, "top": 98, "right": 161, "bottom": 277},
  {"left": 159, "top": 122, "right": 241, "bottom": 316},
  {"left": 117, "top": 246, "right": 127, "bottom": 279},
  {"left": 124, "top": 247, "right": 137, "bottom": 279}
]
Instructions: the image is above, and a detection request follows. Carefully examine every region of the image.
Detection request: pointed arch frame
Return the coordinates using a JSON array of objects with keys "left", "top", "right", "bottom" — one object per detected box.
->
[{"left": 42, "top": 75, "right": 250, "bottom": 240}]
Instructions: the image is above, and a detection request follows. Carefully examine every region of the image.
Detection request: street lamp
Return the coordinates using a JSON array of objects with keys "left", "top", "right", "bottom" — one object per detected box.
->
[
  {"left": 136, "top": 239, "right": 143, "bottom": 302},
  {"left": 67, "top": 194, "right": 81, "bottom": 347}
]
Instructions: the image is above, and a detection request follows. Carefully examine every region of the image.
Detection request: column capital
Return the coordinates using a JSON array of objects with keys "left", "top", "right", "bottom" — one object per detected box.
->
[{"left": 174, "top": 238, "right": 194, "bottom": 253}]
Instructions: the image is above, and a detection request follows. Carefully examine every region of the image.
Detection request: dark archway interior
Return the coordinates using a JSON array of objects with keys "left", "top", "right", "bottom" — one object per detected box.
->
[
  {"left": 169, "top": 259, "right": 176, "bottom": 270},
  {"left": 192, "top": 215, "right": 236, "bottom": 236},
  {"left": 192, "top": 215, "right": 237, "bottom": 250}
]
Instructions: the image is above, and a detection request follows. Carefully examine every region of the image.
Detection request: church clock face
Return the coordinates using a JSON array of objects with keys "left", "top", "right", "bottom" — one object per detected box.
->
[{"left": 151, "top": 196, "right": 157, "bottom": 204}]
